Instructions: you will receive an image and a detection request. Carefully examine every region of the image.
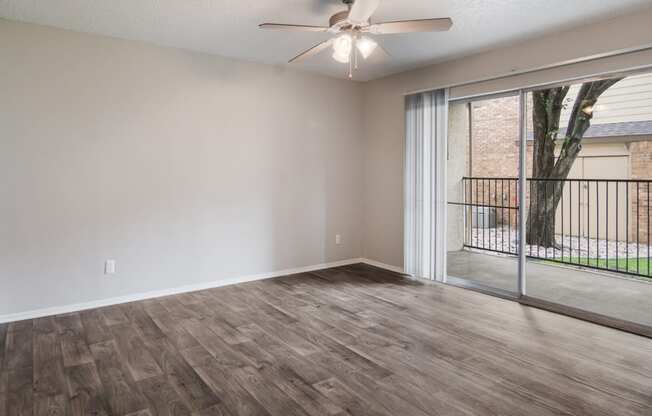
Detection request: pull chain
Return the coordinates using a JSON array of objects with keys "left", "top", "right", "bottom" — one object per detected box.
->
[
  {"left": 354, "top": 35, "right": 359, "bottom": 70},
  {"left": 348, "top": 33, "right": 354, "bottom": 79}
]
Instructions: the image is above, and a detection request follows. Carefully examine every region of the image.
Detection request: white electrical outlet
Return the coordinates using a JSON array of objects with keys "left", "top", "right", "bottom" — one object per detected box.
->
[
  {"left": 105, "top": 259, "right": 116, "bottom": 275},
  {"left": 335, "top": 234, "right": 342, "bottom": 245}
]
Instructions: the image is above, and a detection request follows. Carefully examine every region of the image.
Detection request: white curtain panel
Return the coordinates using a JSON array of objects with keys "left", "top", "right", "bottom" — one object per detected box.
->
[{"left": 404, "top": 89, "right": 448, "bottom": 281}]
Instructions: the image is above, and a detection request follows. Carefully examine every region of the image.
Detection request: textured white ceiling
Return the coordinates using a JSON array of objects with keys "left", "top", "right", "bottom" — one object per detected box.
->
[{"left": 1, "top": 0, "right": 650, "bottom": 81}]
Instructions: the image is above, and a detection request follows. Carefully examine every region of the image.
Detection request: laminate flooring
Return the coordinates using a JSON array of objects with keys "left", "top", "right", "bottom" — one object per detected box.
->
[{"left": 1, "top": 263, "right": 651, "bottom": 415}]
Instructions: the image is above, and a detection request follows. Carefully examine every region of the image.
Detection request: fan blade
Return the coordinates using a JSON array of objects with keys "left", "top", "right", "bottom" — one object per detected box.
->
[
  {"left": 367, "top": 18, "right": 453, "bottom": 34},
  {"left": 259, "top": 23, "right": 329, "bottom": 32},
  {"left": 289, "top": 39, "right": 334, "bottom": 63},
  {"left": 348, "top": 0, "right": 380, "bottom": 25},
  {"left": 375, "top": 42, "right": 391, "bottom": 59}
]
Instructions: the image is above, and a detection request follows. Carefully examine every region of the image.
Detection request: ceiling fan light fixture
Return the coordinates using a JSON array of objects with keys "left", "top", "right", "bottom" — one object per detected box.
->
[
  {"left": 332, "top": 33, "right": 352, "bottom": 63},
  {"left": 356, "top": 36, "right": 377, "bottom": 59},
  {"left": 260, "top": 0, "right": 453, "bottom": 78}
]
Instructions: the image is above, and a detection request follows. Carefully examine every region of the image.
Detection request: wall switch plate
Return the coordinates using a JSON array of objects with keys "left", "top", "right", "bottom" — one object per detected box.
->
[
  {"left": 105, "top": 259, "right": 116, "bottom": 275},
  {"left": 335, "top": 234, "right": 342, "bottom": 245}
]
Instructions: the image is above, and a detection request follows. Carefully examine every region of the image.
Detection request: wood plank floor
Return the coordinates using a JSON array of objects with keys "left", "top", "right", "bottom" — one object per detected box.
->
[{"left": 1, "top": 263, "right": 651, "bottom": 416}]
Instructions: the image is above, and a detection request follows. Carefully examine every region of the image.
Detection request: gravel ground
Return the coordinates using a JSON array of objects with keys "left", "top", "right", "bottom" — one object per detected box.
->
[{"left": 470, "top": 226, "right": 652, "bottom": 260}]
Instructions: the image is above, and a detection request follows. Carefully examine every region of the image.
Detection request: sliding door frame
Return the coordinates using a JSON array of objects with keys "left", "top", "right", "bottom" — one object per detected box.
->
[
  {"left": 517, "top": 89, "right": 527, "bottom": 297},
  {"left": 444, "top": 90, "right": 523, "bottom": 299},
  {"left": 443, "top": 66, "right": 652, "bottom": 338}
]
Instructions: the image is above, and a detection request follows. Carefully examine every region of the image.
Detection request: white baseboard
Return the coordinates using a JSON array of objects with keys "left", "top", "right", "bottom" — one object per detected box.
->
[
  {"left": 360, "top": 258, "right": 405, "bottom": 274},
  {"left": 0, "top": 257, "right": 406, "bottom": 324},
  {"left": 0, "top": 258, "right": 366, "bottom": 324}
]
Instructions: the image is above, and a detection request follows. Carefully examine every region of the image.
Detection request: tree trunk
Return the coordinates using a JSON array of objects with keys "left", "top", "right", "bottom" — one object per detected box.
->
[
  {"left": 526, "top": 180, "right": 564, "bottom": 248},
  {"left": 525, "top": 87, "right": 568, "bottom": 247},
  {"left": 525, "top": 78, "right": 622, "bottom": 248}
]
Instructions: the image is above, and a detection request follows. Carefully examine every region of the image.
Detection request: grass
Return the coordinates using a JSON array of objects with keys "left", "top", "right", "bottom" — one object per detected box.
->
[{"left": 542, "top": 256, "right": 652, "bottom": 278}]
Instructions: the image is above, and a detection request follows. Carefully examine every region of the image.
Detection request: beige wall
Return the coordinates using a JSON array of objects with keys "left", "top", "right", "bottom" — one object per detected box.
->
[
  {"left": 0, "top": 19, "right": 365, "bottom": 317},
  {"left": 4, "top": 6, "right": 652, "bottom": 317},
  {"left": 362, "top": 7, "right": 652, "bottom": 269}
]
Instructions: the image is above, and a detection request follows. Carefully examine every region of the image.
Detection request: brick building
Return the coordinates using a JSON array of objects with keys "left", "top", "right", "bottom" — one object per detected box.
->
[{"left": 468, "top": 72, "right": 652, "bottom": 242}]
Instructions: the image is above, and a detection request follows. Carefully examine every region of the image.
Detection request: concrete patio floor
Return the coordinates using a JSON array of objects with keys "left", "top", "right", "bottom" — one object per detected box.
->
[{"left": 448, "top": 250, "right": 652, "bottom": 328}]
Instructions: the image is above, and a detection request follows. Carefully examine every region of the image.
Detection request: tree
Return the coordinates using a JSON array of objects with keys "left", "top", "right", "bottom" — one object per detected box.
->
[{"left": 526, "top": 78, "right": 623, "bottom": 247}]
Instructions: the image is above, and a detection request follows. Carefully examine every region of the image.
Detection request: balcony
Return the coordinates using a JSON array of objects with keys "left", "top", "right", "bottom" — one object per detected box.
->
[{"left": 447, "top": 176, "right": 652, "bottom": 329}]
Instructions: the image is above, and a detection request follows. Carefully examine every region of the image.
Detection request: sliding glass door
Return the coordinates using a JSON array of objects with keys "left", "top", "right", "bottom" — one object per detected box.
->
[
  {"left": 444, "top": 69, "right": 652, "bottom": 336},
  {"left": 446, "top": 95, "right": 521, "bottom": 295},
  {"left": 523, "top": 72, "right": 652, "bottom": 331}
]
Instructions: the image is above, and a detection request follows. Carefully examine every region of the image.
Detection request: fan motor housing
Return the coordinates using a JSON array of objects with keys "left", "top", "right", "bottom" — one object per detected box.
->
[{"left": 329, "top": 10, "right": 350, "bottom": 27}]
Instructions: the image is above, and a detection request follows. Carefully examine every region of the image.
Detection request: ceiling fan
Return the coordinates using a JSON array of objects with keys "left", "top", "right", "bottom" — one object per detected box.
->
[{"left": 259, "top": 0, "right": 452, "bottom": 79}]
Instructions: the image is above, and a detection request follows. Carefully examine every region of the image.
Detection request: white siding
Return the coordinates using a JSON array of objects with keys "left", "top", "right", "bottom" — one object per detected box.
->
[{"left": 560, "top": 72, "right": 652, "bottom": 126}]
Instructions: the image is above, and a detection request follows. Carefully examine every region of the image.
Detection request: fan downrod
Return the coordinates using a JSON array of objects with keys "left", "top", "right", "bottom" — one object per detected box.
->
[{"left": 331, "top": 0, "right": 356, "bottom": 28}]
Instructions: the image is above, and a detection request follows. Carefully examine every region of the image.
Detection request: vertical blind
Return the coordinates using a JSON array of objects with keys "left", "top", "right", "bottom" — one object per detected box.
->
[{"left": 404, "top": 89, "right": 448, "bottom": 280}]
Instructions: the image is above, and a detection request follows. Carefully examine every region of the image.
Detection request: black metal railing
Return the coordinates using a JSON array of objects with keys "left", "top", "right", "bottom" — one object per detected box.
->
[{"left": 457, "top": 176, "right": 652, "bottom": 279}]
